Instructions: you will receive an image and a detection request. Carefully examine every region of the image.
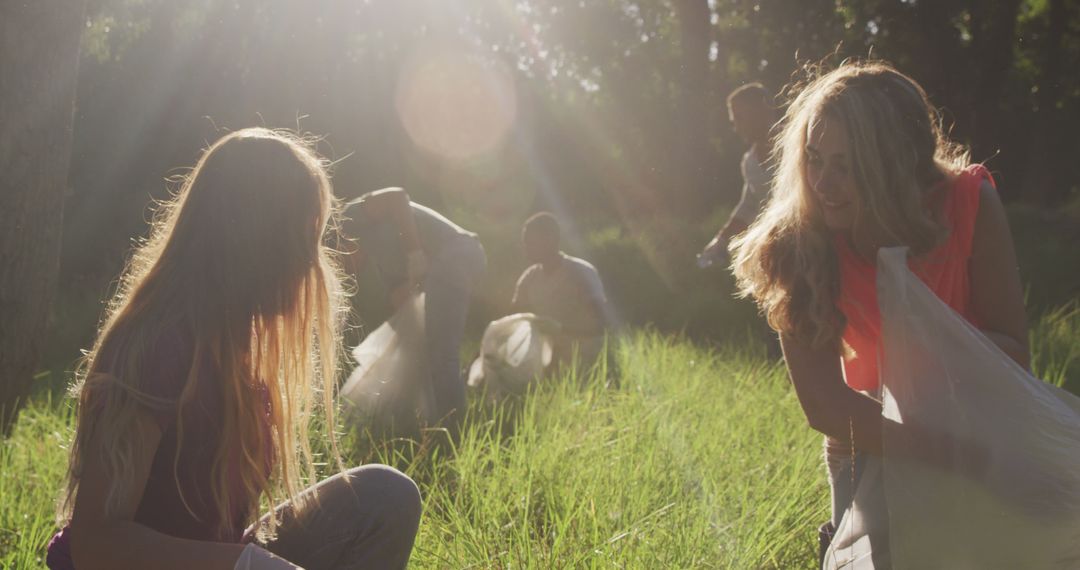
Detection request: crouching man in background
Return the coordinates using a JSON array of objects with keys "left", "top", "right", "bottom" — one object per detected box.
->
[{"left": 511, "top": 212, "right": 616, "bottom": 376}]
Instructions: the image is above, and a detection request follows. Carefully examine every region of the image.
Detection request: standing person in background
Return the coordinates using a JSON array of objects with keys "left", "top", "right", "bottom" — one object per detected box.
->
[
  {"left": 48, "top": 129, "right": 421, "bottom": 570},
  {"left": 342, "top": 188, "right": 486, "bottom": 435},
  {"left": 699, "top": 83, "right": 778, "bottom": 268},
  {"left": 511, "top": 212, "right": 615, "bottom": 375}
]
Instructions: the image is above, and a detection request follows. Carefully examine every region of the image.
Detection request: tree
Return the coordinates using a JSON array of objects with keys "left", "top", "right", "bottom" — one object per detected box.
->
[
  {"left": 673, "top": 0, "right": 713, "bottom": 215},
  {"left": 1022, "top": 0, "right": 1070, "bottom": 205},
  {"left": 968, "top": 0, "right": 1023, "bottom": 165},
  {"left": 0, "top": 1, "right": 87, "bottom": 435}
]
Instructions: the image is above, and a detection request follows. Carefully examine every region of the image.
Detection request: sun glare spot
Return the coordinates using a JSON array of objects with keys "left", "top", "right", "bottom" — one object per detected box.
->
[{"left": 395, "top": 47, "right": 518, "bottom": 163}]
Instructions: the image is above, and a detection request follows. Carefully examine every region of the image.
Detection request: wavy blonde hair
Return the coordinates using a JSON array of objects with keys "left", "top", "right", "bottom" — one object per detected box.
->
[
  {"left": 731, "top": 60, "right": 970, "bottom": 348},
  {"left": 61, "top": 128, "right": 347, "bottom": 539}
]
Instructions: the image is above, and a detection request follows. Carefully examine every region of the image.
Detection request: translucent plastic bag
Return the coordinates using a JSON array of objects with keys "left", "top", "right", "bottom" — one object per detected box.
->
[
  {"left": 340, "top": 293, "right": 434, "bottom": 425},
  {"left": 466, "top": 313, "right": 558, "bottom": 398},
  {"left": 825, "top": 247, "right": 1080, "bottom": 569}
]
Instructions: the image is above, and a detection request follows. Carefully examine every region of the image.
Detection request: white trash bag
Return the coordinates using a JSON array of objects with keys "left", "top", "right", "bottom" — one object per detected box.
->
[
  {"left": 825, "top": 247, "right": 1080, "bottom": 569},
  {"left": 340, "top": 293, "right": 434, "bottom": 425},
  {"left": 466, "top": 313, "right": 559, "bottom": 398}
]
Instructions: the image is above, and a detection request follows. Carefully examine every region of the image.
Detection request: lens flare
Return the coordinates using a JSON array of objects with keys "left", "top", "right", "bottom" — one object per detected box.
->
[{"left": 395, "top": 48, "right": 517, "bottom": 163}]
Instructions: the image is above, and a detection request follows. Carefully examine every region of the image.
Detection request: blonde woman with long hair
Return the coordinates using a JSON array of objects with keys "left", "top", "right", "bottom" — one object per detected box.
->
[
  {"left": 731, "top": 62, "right": 1028, "bottom": 561},
  {"left": 46, "top": 129, "right": 421, "bottom": 570}
]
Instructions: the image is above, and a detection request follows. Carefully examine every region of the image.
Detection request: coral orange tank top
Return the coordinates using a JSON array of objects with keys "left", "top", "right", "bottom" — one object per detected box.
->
[{"left": 835, "top": 164, "right": 992, "bottom": 392}]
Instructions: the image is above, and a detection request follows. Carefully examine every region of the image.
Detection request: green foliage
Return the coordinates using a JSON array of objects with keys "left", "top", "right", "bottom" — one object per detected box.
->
[
  {"left": 49, "top": 0, "right": 1080, "bottom": 378},
  {"left": 1031, "top": 301, "right": 1080, "bottom": 392},
  {"left": 403, "top": 334, "right": 824, "bottom": 568},
  {"left": 0, "top": 395, "right": 73, "bottom": 569},
  {"left": 583, "top": 214, "right": 765, "bottom": 341},
  {"left": 1007, "top": 205, "right": 1080, "bottom": 313},
  {"left": 6, "top": 318, "right": 1079, "bottom": 567},
  {"left": 3, "top": 333, "right": 828, "bottom": 569},
  {"left": 8, "top": 2, "right": 1079, "bottom": 564}
]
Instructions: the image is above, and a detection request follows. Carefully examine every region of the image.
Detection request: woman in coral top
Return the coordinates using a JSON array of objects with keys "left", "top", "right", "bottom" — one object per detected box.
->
[{"left": 730, "top": 61, "right": 1029, "bottom": 555}]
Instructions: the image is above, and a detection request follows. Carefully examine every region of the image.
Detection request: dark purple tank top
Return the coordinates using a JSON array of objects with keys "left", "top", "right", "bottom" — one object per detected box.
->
[{"left": 47, "top": 328, "right": 272, "bottom": 569}]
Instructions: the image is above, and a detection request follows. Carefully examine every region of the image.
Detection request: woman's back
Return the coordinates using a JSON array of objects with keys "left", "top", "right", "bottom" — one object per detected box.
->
[
  {"left": 126, "top": 327, "right": 271, "bottom": 542},
  {"left": 47, "top": 324, "right": 272, "bottom": 568}
]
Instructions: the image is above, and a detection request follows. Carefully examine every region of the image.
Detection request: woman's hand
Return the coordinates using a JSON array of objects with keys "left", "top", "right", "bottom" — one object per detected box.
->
[
  {"left": 697, "top": 236, "right": 729, "bottom": 268},
  {"left": 884, "top": 420, "right": 991, "bottom": 476}
]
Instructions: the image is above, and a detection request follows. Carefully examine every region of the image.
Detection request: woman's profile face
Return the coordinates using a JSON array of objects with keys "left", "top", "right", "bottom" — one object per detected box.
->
[{"left": 805, "top": 113, "right": 858, "bottom": 231}]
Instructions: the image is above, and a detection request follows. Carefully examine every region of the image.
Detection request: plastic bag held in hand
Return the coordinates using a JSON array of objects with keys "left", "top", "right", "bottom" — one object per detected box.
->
[
  {"left": 340, "top": 293, "right": 433, "bottom": 425},
  {"left": 825, "top": 247, "right": 1080, "bottom": 569},
  {"left": 234, "top": 543, "right": 303, "bottom": 570},
  {"left": 466, "top": 313, "right": 559, "bottom": 397}
]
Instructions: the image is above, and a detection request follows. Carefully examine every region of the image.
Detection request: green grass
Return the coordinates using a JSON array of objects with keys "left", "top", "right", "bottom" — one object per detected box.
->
[
  {"left": 1030, "top": 300, "right": 1080, "bottom": 393},
  {"left": 403, "top": 333, "right": 826, "bottom": 568},
  {"left": 1, "top": 332, "right": 828, "bottom": 569},
  {"left": 0, "top": 394, "right": 73, "bottom": 569},
  {"left": 5, "top": 311, "right": 1079, "bottom": 569}
]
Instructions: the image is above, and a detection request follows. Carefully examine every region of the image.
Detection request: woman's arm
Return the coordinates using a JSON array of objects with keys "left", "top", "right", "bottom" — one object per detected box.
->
[
  {"left": 68, "top": 411, "right": 256, "bottom": 570},
  {"left": 780, "top": 334, "right": 993, "bottom": 468},
  {"left": 969, "top": 181, "right": 1030, "bottom": 368},
  {"left": 779, "top": 333, "right": 884, "bottom": 454}
]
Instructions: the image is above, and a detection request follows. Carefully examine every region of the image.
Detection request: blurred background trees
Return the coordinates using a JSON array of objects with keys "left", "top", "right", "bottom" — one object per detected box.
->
[
  {"left": 25, "top": 0, "right": 1080, "bottom": 391},
  {"left": 1, "top": 1, "right": 87, "bottom": 433}
]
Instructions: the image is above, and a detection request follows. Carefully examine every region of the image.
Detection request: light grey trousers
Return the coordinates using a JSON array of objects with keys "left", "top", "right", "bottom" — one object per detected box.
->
[{"left": 254, "top": 465, "right": 422, "bottom": 570}]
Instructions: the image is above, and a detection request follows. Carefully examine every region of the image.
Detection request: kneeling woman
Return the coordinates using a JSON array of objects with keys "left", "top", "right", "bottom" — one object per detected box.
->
[
  {"left": 731, "top": 62, "right": 1028, "bottom": 557},
  {"left": 47, "top": 129, "right": 421, "bottom": 570}
]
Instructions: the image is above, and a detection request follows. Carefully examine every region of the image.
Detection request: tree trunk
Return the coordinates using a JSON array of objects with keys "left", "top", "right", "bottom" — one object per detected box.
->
[
  {"left": 672, "top": 0, "right": 712, "bottom": 217},
  {"left": 968, "top": 0, "right": 1022, "bottom": 174},
  {"left": 0, "top": 1, "right": 87, "bottom": 435},
  {"left": 1022, "top": 0, "right": 1067, "bottom": 205},
  {"left": 911, "top": 1, "right": 967, "bottom": 131}
]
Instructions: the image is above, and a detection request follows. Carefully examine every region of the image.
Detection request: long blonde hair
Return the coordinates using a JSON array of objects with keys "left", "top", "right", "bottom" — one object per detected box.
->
[
  {"left": 731, "top": 61, "right": 969, "bottom": 348},
  {"left": 61, "top": 128, "right": 346, "bottom": 538}
]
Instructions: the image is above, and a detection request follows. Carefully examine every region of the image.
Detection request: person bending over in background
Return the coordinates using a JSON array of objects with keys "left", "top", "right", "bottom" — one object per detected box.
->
[
  {"left": 730, "top": 62, "right": 1028, "bottom": 564},
  {"left": 341, "top": 187, "right": 486, "bottom": 433},
  {"left": 699, "top": 82, "right": 778, "bottom": 268},
  {"left": 48, "top": 129, "right": 421, "bottom": 570},
  {"left": 511, "top": 212, "right": 615, "bottom": 374}
]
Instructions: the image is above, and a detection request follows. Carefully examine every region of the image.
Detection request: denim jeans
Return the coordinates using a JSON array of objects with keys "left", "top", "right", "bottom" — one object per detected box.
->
[{"left": 422, "top": 235, "right": 486, "bottom": 430}]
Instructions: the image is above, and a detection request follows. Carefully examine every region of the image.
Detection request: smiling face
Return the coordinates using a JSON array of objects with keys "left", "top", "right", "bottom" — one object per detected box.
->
[{"left": 805, "top": 113, "right": 859, "bottom": 231}]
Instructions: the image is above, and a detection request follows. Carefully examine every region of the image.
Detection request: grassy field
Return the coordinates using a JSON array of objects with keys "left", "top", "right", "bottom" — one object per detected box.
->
[
  {"left": 5, "top": 303, "right": 1078, "bottom": 569},
  {"left": 3, "top": 332, "right": 831, "bottom": 569}
]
